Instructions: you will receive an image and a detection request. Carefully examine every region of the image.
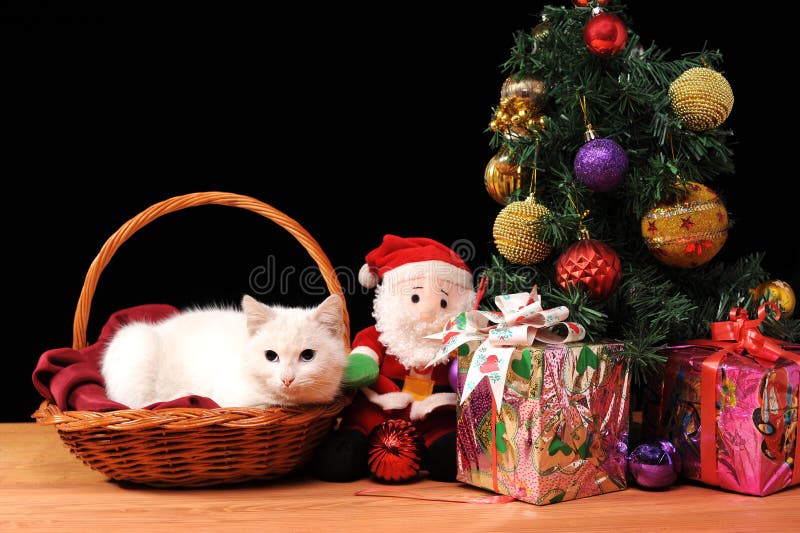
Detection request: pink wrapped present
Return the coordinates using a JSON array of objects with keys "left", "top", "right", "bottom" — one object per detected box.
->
[
  {"left": 655, "top": 304, "right": 800, "bottom": 496},
  {"left": 428, "top": 286, "right": 630, "bottom": 505}
]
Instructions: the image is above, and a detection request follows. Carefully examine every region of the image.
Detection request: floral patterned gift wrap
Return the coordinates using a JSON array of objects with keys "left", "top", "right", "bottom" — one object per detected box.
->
[
  {"left": 428, "top": 287, "right": 631, "bottom": 505},
  {"left": 652, "top": 305, "right": 799, "bottom": 496}
]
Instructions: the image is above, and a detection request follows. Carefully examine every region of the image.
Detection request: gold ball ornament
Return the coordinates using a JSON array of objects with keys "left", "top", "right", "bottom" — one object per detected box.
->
[
  {"left": 532, "top": 21, "right": 550, "bottom": 41},
  {"left": 669, "top": 67, "right": 734, "bottom": 132},
  {"left": 484, "top": 150, "right": 533, "bottom": 205},
  {"left": 641, "top": 182, "right": 728, "bottom": 268},
  {"left": 493, "top": 196, "right": 553, "bottom": 265},
  {"left": 752, "top": 280, "right": 795, "bottom": 317},
  {"left": 501, "top": 75, "right": 548, "bottom": 114}
]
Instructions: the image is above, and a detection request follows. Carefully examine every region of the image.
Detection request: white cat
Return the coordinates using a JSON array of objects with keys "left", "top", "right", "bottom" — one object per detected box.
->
[{"left": 100, "top": 295, "right": 347, "bottom": 408}]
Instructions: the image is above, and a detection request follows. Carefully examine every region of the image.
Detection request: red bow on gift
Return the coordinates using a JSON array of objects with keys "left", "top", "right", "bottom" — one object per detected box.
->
[{"left": 709, "top": 302, "right": 784, "bottom": 362}]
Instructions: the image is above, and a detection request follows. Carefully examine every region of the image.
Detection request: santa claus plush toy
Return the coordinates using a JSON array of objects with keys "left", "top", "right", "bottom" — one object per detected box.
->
[{"left": 313, "top": 235, "right": 476, "bottom": 482}]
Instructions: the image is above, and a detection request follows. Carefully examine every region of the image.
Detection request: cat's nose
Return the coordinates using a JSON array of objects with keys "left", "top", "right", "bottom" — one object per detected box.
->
[{"left": 282, "top": 376, "right": 295, "bottom": 387}]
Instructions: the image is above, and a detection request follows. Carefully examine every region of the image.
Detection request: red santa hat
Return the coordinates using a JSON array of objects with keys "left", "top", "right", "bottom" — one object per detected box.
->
[{"left": 358, "top": 234, "right": 473, "bottom": 289}]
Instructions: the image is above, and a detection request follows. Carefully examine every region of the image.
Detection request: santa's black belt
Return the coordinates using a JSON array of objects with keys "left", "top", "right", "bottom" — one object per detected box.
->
[{"left": 391, "top": 378, "right": 450, "bottom": 394}]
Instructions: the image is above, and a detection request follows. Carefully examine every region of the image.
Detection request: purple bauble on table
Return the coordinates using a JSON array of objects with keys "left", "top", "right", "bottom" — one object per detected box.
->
[
  {"left": 628, "top": 440, "right": 682, "bottom": 489},
  {"left": 573, "top": 138, "right": 628, "bottom": 192}
]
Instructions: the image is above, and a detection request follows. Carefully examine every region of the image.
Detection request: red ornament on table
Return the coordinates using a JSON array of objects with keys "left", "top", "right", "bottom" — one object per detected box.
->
[
  {"left": 367, "top": 419, "right": 425, "bottom": 483},
  {"left": 555, "top": 237, "right": 622, "bottom": 301},
  {"left": 583, "top": 12, "right": 627, "bottom": 57}
]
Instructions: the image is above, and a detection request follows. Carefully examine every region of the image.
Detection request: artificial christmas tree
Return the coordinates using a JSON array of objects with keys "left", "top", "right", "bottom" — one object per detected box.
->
[
  {"left": 480, "top": 1, "right": 798, "bottom": 384},
  {"left": 467, "top": 0, "right": 800, "bottom": 498}
]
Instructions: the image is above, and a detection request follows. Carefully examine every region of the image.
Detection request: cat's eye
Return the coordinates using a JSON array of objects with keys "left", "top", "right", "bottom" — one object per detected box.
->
[
  {"left": 440, "top": 299, "right": 448, "bottom": 309},
  {"left": 411, "top": 294, "right": 420, "bottom": 303},
  {"left": 300, "top": 349, "right": 315, "bottom": 362},
  {"left": 265, "top": 350, "right": 279, "bottom": 362}
]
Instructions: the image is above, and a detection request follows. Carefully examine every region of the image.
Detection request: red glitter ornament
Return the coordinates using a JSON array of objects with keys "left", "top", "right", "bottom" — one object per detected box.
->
[
  {"left": 574, "top": 0, "right": 608, "bottom": 6},
  {"left": 583, "top": 13, "right": 627, "bottom": 57},
  {"left": 367, "top": 420, "right": 425, "bottom": 483},
  {"left": 555, "top": 238, "right": 622, "bottom": 301}
]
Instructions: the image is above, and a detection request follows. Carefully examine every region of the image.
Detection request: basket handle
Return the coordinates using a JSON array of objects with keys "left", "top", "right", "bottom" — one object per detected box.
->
[{"left": 72, "top": 191, "right": 350, "bottom": 350}]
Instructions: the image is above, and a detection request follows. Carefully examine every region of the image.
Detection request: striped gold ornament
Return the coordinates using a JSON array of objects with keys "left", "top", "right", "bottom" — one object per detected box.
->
[
  {"left": 493, "top": 196, "right": 552, "bottom": 264},
  {"left": 669, "top": 67, "right": 733, "bottom": 132},
  {"left": 484, "top": 149, "right": 533, "bottom": 205},
  {"left": 641, "top": 181, "right": 728, "bottom": 268}
]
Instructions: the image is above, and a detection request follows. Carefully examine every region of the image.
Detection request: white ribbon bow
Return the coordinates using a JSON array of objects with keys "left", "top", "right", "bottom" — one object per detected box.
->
[{"left": 426, "top": 285, "right": 585, "bottom": 409}]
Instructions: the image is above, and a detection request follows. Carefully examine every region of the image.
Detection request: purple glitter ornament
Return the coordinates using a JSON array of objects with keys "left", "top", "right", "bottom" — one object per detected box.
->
[
  {"left": 628, "top": 440, "right": 682, "bottom": 489},
  {"left": 574, "top": 138, "right": 628, "bottom": 192}
]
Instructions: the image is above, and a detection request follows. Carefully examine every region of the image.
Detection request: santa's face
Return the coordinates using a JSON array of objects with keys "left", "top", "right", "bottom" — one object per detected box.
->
[{"left": 373, "top": 274, "right": 475, "bottom": 370}]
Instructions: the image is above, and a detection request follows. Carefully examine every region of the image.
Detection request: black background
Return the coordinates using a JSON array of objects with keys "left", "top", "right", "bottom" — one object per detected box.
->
[{"left": 3, "top": 2, "right": 798, "bottom": 421}]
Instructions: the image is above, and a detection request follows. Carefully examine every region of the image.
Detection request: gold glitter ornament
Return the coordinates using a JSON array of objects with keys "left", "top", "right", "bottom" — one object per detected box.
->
[
  {"left": 669, "top": 67, "right": 734, "bottom": 131},
  {"left": 751, "top": 280, "right": 796, "bottom": 317},
  {"left": 641, "top": 181, "right": 728, "bottom": 268},
  {"left": 501, "top": 75, "right": 548, "bottom": 113},
  {"left": 493, "top": 196, "right": 553, "bottom": 264},
  {"left": 484, "top": 149, "right": 533, "bottom": 205}
]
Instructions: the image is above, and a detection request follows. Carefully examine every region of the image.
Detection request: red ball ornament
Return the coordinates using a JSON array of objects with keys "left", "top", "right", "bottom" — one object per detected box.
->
[
  {"left": 367, "top": 420, "right": 425, "bottom": 483},
  {"left": 555, "top": 238, "right": 622, "bottom": 301},
  {"left": 583, "top": 13, "right": 627, "bottom": 57},
  {"left": 574, "top": 0, "right": 608, "bottom": 5}
]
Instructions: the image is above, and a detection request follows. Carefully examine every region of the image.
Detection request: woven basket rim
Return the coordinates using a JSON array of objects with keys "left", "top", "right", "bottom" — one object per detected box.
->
[{"left": 33, "top": 394, "right": 351, "bottom": 432}]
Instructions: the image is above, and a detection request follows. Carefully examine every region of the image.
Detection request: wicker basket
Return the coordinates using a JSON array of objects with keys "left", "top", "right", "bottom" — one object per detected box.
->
[{"left": 33, "top": 192, "right": 351, "bottom": 487}]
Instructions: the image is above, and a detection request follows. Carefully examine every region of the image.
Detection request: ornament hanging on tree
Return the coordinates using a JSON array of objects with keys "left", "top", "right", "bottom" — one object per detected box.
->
[
  {"left": 583, "top": 12, "right": 627, "bottom": 57},
  {"left": 573, "top": 96, "right": 628, "bottom": 192},
  {"left": 532, "top": 20, "right": 550, "bottom": 41},
  {"left": 669, "top": 67, "right": 733, "bottom": 132},
  {"left": 574, "top": 0, "right": 608, "bottom": 6},
  {"left": 484, "top": 149, "right": 533, "bottom": 205},
  {"left": 574, "top": 137, "right": 629, "bottom": 191},
  {"left": 555, "top": 232, "right": 622, "bottom": 301},
  {"left": 489, "top": 96, "right": 545, "bottom": 138},
  {"left": 751, "top": 280, "right": 796, "bottom": 317},
  {"left": 501, "top": 74, "right": 548, "bottom": 114},
  {"left": 641, "top": 181, "right": 729, "bottom": 268},
  {"left": 493, "top": 195, "right": 552, "bottom": 265}
]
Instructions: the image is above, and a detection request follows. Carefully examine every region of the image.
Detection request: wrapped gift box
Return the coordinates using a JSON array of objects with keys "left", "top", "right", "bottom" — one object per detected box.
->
[
  {"left": 647, "top": 304, "right": 800, "bottom": 496},
  {"left": 456, "top": 341, "right": 630, "bottom": 505},
  {"left": 655, "top": 342, "right": 799, "bottom": 496}
]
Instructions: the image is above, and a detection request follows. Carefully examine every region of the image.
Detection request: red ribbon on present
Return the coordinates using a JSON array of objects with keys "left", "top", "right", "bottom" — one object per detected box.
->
[
  {"left": 491, "top": 400, "right": 499, "bottom": 494},
  {"left": 688, "top": 303, "right": 800, "bottom": 488}
]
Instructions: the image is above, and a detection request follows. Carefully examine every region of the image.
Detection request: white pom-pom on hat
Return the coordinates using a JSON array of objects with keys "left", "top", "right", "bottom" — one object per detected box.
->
[{"left": 358, "top": 263, "right": 380, "bottom": 289}]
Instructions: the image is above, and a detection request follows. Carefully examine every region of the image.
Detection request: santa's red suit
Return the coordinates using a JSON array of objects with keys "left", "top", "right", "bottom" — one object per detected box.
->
[{"left": 341, "top": 325, "right": 456, "bottom": 447}]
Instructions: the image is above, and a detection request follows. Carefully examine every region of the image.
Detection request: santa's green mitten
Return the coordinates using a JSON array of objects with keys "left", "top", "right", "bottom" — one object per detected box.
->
[{"left": 342, "top": 353, "right": 379, "bottom": 388}]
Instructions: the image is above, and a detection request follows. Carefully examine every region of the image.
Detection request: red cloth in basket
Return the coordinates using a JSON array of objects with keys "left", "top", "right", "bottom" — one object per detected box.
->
[{"left": 32, "top": 304, "right": 220, "bottom": 411}]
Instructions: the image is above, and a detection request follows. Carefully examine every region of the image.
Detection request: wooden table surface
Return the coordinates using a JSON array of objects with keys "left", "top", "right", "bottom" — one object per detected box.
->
[{"left": 1, "top": 423, "right": 798, "bottom": 532}]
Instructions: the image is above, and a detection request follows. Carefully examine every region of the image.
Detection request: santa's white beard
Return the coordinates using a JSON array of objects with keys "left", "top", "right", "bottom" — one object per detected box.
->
[{"left": 373, "top": 286, "right": 451, "bottom": 370}]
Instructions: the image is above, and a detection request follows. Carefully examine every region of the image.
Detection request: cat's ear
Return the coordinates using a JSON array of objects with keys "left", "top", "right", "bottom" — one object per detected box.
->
[
  {"left": 242, "top": 295, "right": 275, "bottom": 335},
  {"left": 315, "top": 294, "right": 344, "bottom": 337}
]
